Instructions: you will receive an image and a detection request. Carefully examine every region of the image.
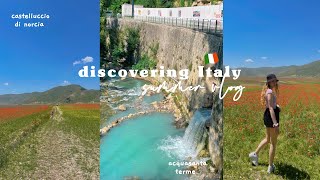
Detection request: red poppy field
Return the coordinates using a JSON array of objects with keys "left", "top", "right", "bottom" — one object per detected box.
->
[
  {"left": 224, "top": 78, "right": 320, "bottom": 179},
  {"left": 0, "top": 105, "right": 49, "bottom": 122}
]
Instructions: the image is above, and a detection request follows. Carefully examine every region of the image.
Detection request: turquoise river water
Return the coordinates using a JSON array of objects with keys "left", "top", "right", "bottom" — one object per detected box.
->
[{"left": 100, "top": 78, "right": 210, "bottom": 180}]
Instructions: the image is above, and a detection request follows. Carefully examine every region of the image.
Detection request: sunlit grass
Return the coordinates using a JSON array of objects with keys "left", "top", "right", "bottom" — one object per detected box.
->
[{"left": 60, "top": 104, "right": 100, "bottom": 145}]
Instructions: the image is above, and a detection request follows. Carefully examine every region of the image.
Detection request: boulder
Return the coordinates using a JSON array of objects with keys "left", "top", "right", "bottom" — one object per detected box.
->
[
  {"left": 118, "top": 104, "right": 127, "bottom": 111},
  {"left": 198, "top": 149, "right": 209, "bottom": 158}
]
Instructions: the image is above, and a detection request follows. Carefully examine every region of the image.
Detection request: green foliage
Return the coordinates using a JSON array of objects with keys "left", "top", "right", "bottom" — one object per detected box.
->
[
  {"left": 132, "top": 54, "right": 157, "bottom": 71},
  {"left": 131, "top": 41, "right": 158, "bottom": 71},
  {"left": 100, "top": 17, "right": 107, "bottom": 64},
  {"left": 188, "top": 63, "right": 192, "bottom": 71},
  {"left": 110, "top": 0, "right": 130, "bottom": 14},
  {"left": 187, "top": 0, "right": 192, "bottom": 6},
  {"left": 125, "top": 27, "right": 140, "bottom": 66},
  {"left": 104, "top": 26, "right": 140, "bottom": 68},
  {"left": 211, "top": 0, "right": 221, "bottom": 5},
  {"left": 159, "top": 0, "right": 174, "bottom": 8},
  {"left": 179, "top": 0, "right": 185, "bottom": 7},
  {"left": 112, "top": 45, "right": 126, "bottom": 61},
  {"left": 103, "top": 0, "right": 176, "bottom": 10},
  {"left": 102, "top": 19, "right": 122, "bottom": 68},
  {"left": 136, "top": 0, "right": 159, "bottom": 7},
  {"left": 101, "top": 0, "right": 130, "bottom": 14}
]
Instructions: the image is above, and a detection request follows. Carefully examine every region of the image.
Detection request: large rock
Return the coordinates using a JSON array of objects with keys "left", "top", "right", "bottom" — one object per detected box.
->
[
  {"left": 151, "top": 101, "right": 159, "bottom": 109},
  {"left": 196, "top": 128, "right": 208, "bottom": 153},
  {"left": 118, "top": 104, "right": 127, "bottom": 111}
]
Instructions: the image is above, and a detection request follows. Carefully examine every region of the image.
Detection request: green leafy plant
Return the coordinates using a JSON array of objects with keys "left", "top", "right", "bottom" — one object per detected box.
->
[
  {"left": 125, "top": 27, "right": 140, "bottom": 66},
  {"left": 132, "top": 54, "right": 157, "bottom": 71},
  {"left": 180, "top": 0, "right": 185, "bottom": 7}
]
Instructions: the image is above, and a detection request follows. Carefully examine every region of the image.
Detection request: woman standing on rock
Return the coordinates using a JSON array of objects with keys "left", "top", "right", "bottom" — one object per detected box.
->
[{"left": 249, "top": 74, "right": 280, "bottom": 174}]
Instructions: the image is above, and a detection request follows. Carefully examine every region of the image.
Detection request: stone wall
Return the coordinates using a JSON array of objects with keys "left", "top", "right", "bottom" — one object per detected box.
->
[{"left": 118, "top": 18, "right": 221, "bottom": 112}]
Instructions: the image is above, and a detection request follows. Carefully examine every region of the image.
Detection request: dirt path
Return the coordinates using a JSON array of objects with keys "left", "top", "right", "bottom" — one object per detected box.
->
[
  {"left": 31, "top": 106, "right": 98, "bottom": 179},
  {"left": 50, "top": 106, "right": 64, "bottom": 121}
]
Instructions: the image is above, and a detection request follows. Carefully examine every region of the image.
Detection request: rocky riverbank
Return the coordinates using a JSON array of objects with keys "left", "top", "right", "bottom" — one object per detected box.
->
[
  {"left": 100, "top": 76, "right": 221, "bottom": 179},
  {"left": 131, "top": 75, "right": 193, "bottom": 126},
  {"left": 100, "top": 82, "right": 185, "bottom": 136}
]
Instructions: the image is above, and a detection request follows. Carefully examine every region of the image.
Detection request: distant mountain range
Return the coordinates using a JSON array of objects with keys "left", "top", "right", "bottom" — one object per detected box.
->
[
  {"left": 239, "top": 60, "right": 320, "bottom": 77},
  {"left": 0, "top": 85, "right": 100, "bottom": 105}
]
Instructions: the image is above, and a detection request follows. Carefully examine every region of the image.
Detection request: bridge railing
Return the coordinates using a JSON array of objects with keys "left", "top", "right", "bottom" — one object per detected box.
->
[{"left": 132, "top": 16, "right": 223, "bottom": 35}]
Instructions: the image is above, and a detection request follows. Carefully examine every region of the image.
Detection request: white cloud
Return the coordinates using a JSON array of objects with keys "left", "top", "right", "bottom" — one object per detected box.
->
[
  {"left": 62, "top": 80, "right": 70, "bottom": 86},
  {"left": 261, "top": 56, "right": 268, "bottom": 60},
  {"left": 3, "top": 82, "right": 9, "bottom": 86},
  {"left": 244, "top": 59, "right": 254, "bottom": 63},
  {"left": 317, "top": 49, "right": 320, "bottom": 53},
  {"left": 82, "top": 56, "right": 94, "bottom": 63},
  {"left": 73, "top": 60, "right": 81, "bottom": 66},
  {"left": 73, "top": 56, "right": 94, "bottom": 66}
]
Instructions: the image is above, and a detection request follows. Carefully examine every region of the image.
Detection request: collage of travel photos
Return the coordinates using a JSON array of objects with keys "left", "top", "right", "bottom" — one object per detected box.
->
[{"left": 1, "top": 0, "right": 320, "bottom": 180}]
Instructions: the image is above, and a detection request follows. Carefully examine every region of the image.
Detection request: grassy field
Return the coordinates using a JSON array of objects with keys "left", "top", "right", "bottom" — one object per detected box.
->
[
  {"left": 223, "top": 77, "right": 320, "bottom": 179},
  {"left": 0, "top": 104, "right": 100, "bottom": 179}
]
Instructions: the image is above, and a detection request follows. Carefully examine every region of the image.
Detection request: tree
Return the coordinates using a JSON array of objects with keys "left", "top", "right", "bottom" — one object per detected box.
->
[{"left": 124, "top": 27, "right": 140, "bottom": 66}]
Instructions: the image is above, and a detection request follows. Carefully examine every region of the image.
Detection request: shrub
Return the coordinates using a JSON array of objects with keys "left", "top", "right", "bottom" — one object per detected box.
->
[{"left": 132, "top": 54, "right": 157, "bottom": 71}]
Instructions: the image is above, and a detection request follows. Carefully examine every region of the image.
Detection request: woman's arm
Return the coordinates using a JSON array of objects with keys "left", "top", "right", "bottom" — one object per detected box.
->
[{"left": 267, "top": 93, "right": 278, "bottom": 126}]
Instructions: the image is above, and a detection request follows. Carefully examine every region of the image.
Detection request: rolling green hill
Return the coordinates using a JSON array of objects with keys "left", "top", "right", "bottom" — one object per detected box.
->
[
  {"left": 239, "top": 60, "right": 320, "bottom": 77},
  {"left": 0, "top": 85, "right": 100, "bottom": 105}
]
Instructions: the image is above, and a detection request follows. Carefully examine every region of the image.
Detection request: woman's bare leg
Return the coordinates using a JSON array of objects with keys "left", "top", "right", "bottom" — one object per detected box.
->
[
  {"left": 269, "top": 128, "right": 278, "bottom": 165},
  {"left": 255, "top": 128, "right": 270, "bottom": 155}
]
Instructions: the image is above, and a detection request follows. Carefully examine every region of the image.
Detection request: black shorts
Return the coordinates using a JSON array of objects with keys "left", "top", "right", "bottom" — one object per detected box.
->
[{"left": 264, "top": 107, "right": 280, "bottom": 128}]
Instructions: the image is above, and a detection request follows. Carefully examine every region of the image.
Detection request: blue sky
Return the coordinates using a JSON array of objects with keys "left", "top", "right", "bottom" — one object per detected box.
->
[
  {"left": 0, "top": 0, "right": 99, "bottom": 95},
  {"left": 1, "top": 1, "right": 319, "bottom": 94},
  {"left": 224, "top": 0, "right": 320, "bottom": 68}
]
